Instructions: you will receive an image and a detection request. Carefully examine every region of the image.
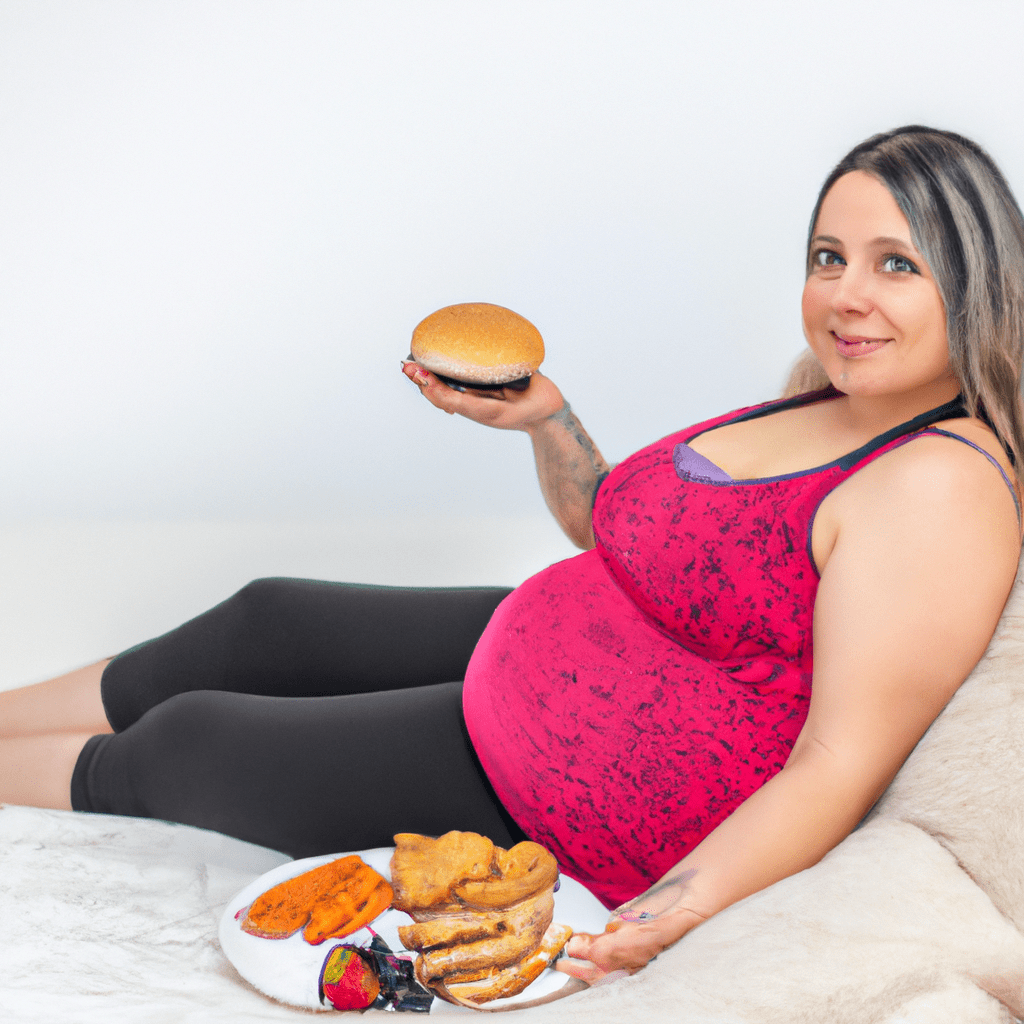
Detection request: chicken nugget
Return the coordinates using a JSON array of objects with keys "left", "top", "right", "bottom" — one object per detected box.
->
[
  {"left": 453, "top": 841, "right": 558, "bottom": 910},
  {"left": 413, "top": 893, "right": 552, "bottom": 985},
  {"left": 391, "top": 831, "right": 495, "bottom": 913}
]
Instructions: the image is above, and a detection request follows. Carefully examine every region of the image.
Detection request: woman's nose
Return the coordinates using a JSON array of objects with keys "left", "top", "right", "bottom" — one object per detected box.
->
[{"left": 830, "top": 264, "right": 873, "bottom": 315}]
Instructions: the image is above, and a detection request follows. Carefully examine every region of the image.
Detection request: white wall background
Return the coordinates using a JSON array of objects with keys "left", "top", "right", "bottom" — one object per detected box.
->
[{"left": 2, "top": 0, "right": 1024, "bottom": 686}]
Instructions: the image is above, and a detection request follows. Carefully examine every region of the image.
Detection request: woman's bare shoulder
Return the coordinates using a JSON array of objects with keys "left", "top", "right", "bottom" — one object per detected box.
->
[
  {"left": 813, "top": 415, "right": 1021, "bottom": 577},
  {"left": 879, "top": 415, "right": 1017, "bottom": 520},
  {"left": 931, "top": 414, "right": 1016, "bottom": 473},
  {"left": 841, "top": 412, "right": 1013, "bottom": 509}
]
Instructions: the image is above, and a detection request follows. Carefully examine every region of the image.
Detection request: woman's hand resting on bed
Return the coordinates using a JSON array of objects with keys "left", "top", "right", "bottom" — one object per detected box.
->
[
  {"left": 554, "top": 907, "right": 705, "bottom": 984},
  {"left": 554, "top": 870, "right": 707, "bottom": 983}
]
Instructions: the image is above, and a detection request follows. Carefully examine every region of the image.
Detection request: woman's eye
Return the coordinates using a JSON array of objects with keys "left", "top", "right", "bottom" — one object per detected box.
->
[
  {"left": 882, "top": 254, "right": 918, "bottom": 273},
  {"left": 813, "top": 249, "right": 844, "bottom": 267}
]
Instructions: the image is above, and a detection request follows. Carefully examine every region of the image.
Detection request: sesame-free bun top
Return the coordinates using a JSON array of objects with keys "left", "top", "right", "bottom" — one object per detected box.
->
[{"left": 410, "top": 303, "right": 544, "bottom": 386}]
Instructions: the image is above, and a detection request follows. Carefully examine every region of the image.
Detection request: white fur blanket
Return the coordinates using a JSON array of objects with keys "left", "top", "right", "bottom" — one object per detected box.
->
[{"left": 6, "top": 554, "right": 1024, "bottom": 1023}]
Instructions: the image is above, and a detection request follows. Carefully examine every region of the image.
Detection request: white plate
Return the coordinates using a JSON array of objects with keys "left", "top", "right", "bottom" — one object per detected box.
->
[{"left": 219, "top": 847, "right": 608, "bottom": 1014}]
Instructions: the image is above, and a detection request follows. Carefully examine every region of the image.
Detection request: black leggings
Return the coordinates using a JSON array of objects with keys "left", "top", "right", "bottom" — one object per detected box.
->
[{"left": 71, "top": 579, "right": 527, "bottom": 857}]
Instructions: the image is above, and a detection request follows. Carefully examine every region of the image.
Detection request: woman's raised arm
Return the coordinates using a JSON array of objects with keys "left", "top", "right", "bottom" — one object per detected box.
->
[
  {"left": 403, "top": 363, "right": 610, "bottom": 549},
  {"left": 557, "top": 434, "right": 1021, "bottom": 982}
]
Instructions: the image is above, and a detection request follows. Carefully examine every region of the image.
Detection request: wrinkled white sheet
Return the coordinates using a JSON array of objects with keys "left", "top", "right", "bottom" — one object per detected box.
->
[{"left": 0, "top": 804, "right": 302, "bottom": 1023}]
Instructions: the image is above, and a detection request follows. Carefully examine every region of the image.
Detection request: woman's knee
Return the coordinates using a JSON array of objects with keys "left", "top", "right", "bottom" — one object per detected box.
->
[
  {"left": 227, "top": 577, "right": 296, "bottom": 629},
  {"left": 135, "top": 689, "right": 234, "bottom": 747}
]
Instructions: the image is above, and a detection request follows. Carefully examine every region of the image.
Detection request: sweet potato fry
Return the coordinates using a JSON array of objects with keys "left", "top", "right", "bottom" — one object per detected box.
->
[
  {"left": 241, "top": 855, "right": 391, "bottom": 944},
  {"left": 304, "top": 872, "right": 394, "bottom": 945}
]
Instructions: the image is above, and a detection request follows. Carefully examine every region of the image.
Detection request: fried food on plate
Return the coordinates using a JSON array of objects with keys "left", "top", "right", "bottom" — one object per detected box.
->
[
  {"left": 405, "top": 891, "right": 554, "bottom": 982},
  {"left": 304, "top": 867, "right": 394, "bottom": 945},
  {"left": 437, "top": 923, "right": 574, "bottom": 1007},
  {"left": 390, "top": 831, "right": 569, "bottom": 1005},
  {"left": 241, "top": 855, "right": 393, "bottom": 945},
  {"left": 390, "top": 831, "right": 496, "bottom": 912},
  {"left": 397, "top": 889, "right": 553, "bottom": 953},
  {"left": 454, "top": 841, "right": 559, "bottom": 909}
]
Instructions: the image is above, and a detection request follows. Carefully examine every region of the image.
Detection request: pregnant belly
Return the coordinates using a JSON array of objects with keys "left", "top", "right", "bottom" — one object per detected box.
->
[{"left": 462, "top": 549, "right": 809, "bottom": 908}]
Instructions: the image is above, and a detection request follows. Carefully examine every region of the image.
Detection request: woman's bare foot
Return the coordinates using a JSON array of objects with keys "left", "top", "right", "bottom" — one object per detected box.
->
[{"left": 0, "top": 659, "right": 113, "bottom": 738}]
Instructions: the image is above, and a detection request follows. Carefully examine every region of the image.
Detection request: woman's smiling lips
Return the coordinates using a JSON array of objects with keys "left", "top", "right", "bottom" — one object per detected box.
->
[{"left": 832, "top": 332, "right": 890, "bottom": 357}]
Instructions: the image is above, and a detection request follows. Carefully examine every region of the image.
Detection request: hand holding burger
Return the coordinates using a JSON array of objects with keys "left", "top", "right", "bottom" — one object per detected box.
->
[{"left": 402, "top": 303, "right": 564, "bottom": 430}]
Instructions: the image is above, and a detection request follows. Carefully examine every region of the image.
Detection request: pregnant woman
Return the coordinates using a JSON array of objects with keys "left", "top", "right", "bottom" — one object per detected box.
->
[{"left": 2, "top": 125, "right": 1022, "bottom": 983}]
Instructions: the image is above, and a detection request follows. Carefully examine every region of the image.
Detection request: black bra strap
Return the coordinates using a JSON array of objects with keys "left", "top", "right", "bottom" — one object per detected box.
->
[
  {"left": 692, "top": 389, "right": 971, "bottom": 473},
  {"left": 836, "top": 394, "right": 967, "bottom": 470}
]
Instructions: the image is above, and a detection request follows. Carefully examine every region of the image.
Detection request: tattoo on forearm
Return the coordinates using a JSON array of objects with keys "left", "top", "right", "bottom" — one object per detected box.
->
[
  {"left": 643, "top": 869, "right": 698, "bottom": 900},
  {"left": 531, "top": 400, "right": 612, "bottom": 545},
  {"left": 548, "top": 402, "right": 611, "bottom": 481},
  {"left": 612, "top": 869, "right": 699, "bottom": 920}
]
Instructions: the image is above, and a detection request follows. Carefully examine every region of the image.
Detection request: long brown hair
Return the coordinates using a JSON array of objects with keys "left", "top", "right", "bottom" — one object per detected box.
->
[{"left": 801, "top": 126, "right": 1024, "bottom": 483}]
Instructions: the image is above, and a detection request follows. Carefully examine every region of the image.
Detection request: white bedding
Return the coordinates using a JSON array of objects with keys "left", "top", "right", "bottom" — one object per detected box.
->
[
  {"left": 0, "top": 804, "right": 297, "bottom": 1023},
  {"left": 1, "top": 805, "right": 1019, "bottom": 1023}
]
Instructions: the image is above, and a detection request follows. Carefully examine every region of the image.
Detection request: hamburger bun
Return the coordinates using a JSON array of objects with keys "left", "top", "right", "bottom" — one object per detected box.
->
[{"left": 410, "top": 303, "right": 544, "bottom": 391}]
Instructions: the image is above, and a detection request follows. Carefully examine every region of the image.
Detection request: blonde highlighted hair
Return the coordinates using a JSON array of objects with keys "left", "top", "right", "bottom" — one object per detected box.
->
[{"left": 798, "top": 126, "right": 1024, "bottom": 483}]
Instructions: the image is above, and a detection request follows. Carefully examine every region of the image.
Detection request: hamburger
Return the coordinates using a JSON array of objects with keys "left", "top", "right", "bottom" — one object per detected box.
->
[{"left": 409, "top": 303, "right": 545, "bottom": 393}]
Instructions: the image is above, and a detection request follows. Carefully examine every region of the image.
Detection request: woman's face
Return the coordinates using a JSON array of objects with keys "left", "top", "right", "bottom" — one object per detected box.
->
[{"left": 802, "top": 170, "right": 957, "bottom": 403}]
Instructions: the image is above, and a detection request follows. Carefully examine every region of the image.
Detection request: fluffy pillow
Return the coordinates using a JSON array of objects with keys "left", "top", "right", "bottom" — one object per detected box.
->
[{"left": 869, "top": 547, "right": 1024, "bottom": 932}]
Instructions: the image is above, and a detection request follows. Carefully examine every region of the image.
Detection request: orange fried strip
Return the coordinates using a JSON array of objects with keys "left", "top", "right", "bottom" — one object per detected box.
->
[
  {"left": 242, "top": 856, "right": 363, "bottom": 939},
  {"left": 304, "top": 873, "right": 394, "bottom": 945},
  {"left": 241, "top": 855, "right": 391, "bottom": 943}
]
